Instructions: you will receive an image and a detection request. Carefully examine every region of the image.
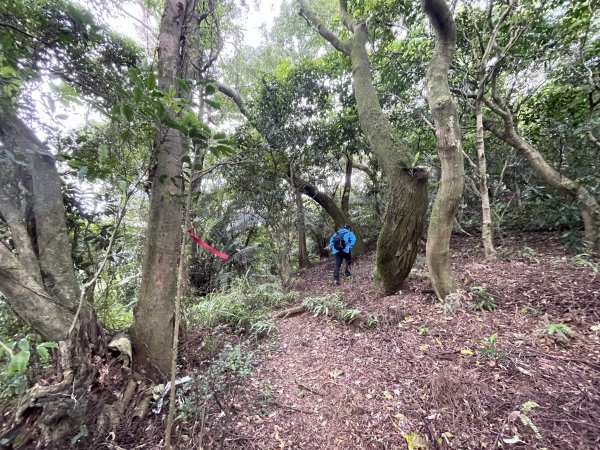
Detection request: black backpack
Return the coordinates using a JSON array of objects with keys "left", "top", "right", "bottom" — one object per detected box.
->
[{"left": 332, "top": 231, "right": 347, "bottom": 252}]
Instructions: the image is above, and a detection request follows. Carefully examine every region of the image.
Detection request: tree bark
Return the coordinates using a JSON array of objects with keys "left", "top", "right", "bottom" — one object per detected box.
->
[
  {"left": 0, "top": 111, "right": 83, "bottom": 340},
  {"left": 423, "top": 0, "right": 465, "bottom": 299},
  {"left": 132, "top": 0, "right": 190, "bottom": 378},
  {"left": 341, "top": 155, "right": 352, "bottom": 216},
  {"left": 484, "top": 114, "right": 600, "bottom": 251},
  {"left": 475, "top": 101, "right": 496, "bottom": 258},
  {"left": 295, "top": 190, "right": 311, "bottom": 268},
  {"left": 298, "top": 0, "right": 428, "bottom": 294}
]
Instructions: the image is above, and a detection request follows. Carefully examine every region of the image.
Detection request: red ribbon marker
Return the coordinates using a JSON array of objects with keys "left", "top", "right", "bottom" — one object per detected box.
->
[{"left": 188, "top": 229, "right": 229, "bottom": 259}]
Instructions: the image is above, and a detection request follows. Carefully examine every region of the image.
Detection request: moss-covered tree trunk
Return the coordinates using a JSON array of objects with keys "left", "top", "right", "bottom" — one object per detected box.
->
[
  {"left": 298, "top": 0, "right": 428, "bottom": 294},
  {"left": 423, "top": 0, "right": 465, "bottom": 299},
  {"left": 132, "top": 0, "right": 189, "bottom": 378}
]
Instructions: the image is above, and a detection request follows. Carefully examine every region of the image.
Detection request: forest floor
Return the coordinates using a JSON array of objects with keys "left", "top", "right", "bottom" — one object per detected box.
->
[{"left": 212, "top": 232, "right": 599, "bottom": 450}]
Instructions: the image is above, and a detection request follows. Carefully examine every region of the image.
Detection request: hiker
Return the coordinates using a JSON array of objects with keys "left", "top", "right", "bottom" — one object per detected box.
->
[{"left": 329, "top": 224, "right": 356, "bottom": 285}]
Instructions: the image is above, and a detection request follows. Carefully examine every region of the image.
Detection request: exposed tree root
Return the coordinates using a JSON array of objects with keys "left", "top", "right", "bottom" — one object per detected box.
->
[
  {"left": 0, "top": 335, "right": 155, "bottom": 449},
  {"left": 273, "top": 305, "right": 306, "bottom": 318}
]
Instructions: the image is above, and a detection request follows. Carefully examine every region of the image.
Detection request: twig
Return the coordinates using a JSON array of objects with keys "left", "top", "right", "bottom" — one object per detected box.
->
[
  {"left": 296, "top": 382, "right": 325, "bottom": 397},
  {"left": 271, "top": 401, "right": 314, "bottom": 415},
  {"left": 522, "top": 350, "right": 600, "bottom": 372},
  {"left": 68, "top": 187, "right": 136, "bottom": 336}
]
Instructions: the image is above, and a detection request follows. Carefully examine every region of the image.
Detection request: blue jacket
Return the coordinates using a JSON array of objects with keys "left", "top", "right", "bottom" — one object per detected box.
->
[{"left": 329, "top": 228, "right": 356, "bottom": 254}]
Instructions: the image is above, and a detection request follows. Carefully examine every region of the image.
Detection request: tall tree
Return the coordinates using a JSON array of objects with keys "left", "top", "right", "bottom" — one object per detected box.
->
[
  {"left": 423, "top": 0, "right": 464, "bottom": 299},
  {"left": 297, "top": 0, "right": 428, "bottom": 294},
  {"left": 131, "top": 0, "right": 189, "bottom": 377}
]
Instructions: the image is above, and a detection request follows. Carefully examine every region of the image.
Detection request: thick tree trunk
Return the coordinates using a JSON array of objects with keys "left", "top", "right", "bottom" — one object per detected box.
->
[
  {"left": 340, "top": 7, "right": 428, "bottom": 294},
  {"left": 475, "top": 103, "right": 496, "bottom": 258},
  {"left": 423, "top": 0, "right": 465, "bottom": 299},
  {"left": 0, "top": 111, "right": 82, "bottom": 339},
  {"left": 132, "top": 0, "right": 189, "bottom": 378},
  {"left": 295, "top": 190, "right": 311, "bottom": 268},
  {"left": 484, "top": 115, "right": 600, "bottom": 251}
]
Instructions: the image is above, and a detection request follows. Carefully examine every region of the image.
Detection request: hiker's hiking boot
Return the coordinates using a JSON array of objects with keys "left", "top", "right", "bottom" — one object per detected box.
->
[{"left": 334, "top": 280, "right": 340, "bottom": 286}]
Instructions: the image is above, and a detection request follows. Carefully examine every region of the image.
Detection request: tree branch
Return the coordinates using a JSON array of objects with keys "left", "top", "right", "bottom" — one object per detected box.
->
[
  {"left": 297, "top": 0, "right": 350, "bottom": 55},
  {"left": 217, "top": 82, "right": 251, "bottom": 119}
]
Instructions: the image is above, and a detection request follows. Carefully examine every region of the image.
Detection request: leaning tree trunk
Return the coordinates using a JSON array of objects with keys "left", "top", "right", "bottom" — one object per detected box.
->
[
  {"left": 132, "top": 0, "right": 190, "bottom": 378},
  {"left": 483, "top": 114, "right": 600, "bottom": 252},
  {"left": 216, "top": 81, "right": 366, "bottom": 256},
  {"left": 292, "top": 172, "right": 365, "bottom": 255},
  {"left": 423, "top": 0, "right": 465, "bottom": 299},
  {"left": 295, "top": 190, "right": 311, "bottom": 268},
  {"left": 475, "top": 101, "right": 496, "bottom": 258}
]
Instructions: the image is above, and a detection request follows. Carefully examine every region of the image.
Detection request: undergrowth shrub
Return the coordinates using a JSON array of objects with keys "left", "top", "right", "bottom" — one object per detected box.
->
[
  {"left": 190, "top": 279, "right": 299, "bottom": 336},
  {"left": 468, "top": 285, "right": 497, "bottom": 311},
  {"left": 0, "top": 334, "right": 57, "bottom": 399},
  {"left": 301, "top": 293, "right": 363, "bottom": 324},
  {"left": 538, "top": 323, "right": 575, "bottom": 343},
  {"left": 177, "top": 343, "right": 255, "bottom": 424}
]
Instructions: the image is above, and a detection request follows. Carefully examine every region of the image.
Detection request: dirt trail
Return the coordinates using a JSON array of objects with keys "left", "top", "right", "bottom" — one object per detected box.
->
[{"left": 227, "top": 233, "right": 600, "bottom": 449}]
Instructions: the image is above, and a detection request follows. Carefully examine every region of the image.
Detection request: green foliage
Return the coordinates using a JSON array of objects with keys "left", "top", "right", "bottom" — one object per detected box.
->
[
  {"left": 364, "top": 312, "right": 380, "bottom": 328},
  {"left": 539, "top": 323, "right": 575, "bottom": 343},
  {"left": 571, "top": 254, "right": 599, "bottom": 273},
  {"left": 478, "top": 332, "right": 508, "bottom": 364},
  {"left": 0, "top": 335, "right": 57, "bottom": 399},
  {"left": 338, "top": 308, "right": 362, "bottom": 323},
  {"left": 177, "top": 344, "right": 255, "bottom": 422},
  {"left": 468, "top": 285, "right": 497, "bottom": 311},
  {"left": 519, "top": 401, "right": 542, "bottom": 440},
  {"left": 517, "top": 247, "right": 539, "bottom": 264},
  {"left": 190, "top": 279, "right": 298, "bottom": 336},
  {"left": 301, "top": 293, "right": 364, "bottom": 324}
]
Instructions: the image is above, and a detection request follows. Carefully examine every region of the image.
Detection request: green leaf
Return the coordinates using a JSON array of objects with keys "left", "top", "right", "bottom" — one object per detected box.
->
[
  {"left": 204, "top": 83, "right": 216, "bottom": 95},
  {"left": 98, "top": 144, "right": 109, "bottom": 162},
  {"left": 6, "top": 341, "right": 30, "bottom": 375},
  {"left": 118, "top": 180, "right": 127, "bottom": 193},
  {"left": 120, "top": 104, "right": 134, "bottom": 122},
  {"left": 205, "top": 99, "right": 221, "bottom": 110},
  {"left": 146, "top": 72, "right": 156, "bottom": 90},
  {"left": 36, "top": 342, "right": 58, "bottom": 363},
  {"left": 176, "top": 78, "right": 190, "bottom": 93}
]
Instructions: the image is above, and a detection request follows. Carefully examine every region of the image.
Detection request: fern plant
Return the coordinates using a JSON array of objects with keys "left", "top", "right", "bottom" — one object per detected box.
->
[{"left": 539, "top": 323, "right": 575, "bottom": 343}]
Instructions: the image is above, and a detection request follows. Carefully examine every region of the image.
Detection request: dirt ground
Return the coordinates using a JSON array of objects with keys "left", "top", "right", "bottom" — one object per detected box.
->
[{"left": 212, "top": 232, "right": 600, "bottom": 450}]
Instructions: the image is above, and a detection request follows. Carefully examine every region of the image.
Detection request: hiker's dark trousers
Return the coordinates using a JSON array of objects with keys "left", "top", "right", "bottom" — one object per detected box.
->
[{"left": 334, "top": 251, "right": 352, "bottom": 282}]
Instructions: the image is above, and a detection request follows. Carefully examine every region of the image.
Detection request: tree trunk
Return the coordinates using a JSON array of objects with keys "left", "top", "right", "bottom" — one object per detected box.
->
[
  {"left": 423, "top": 0, "right": 465, "bottom": 299},
  {"left": 341, "top": 155, "right": 352, "bottom": 216},
  {"left": 298, "top": 1, "right": 428, "bottom": 294},
  {"left": 132, "top": 0, "right": 189, "bottom": 378},
  {"left": 295, "top": 190, "right": 311, "bottom": 268},
  {"left": 341, "top": 8, "right": 428, "bottom": 294},
  {"left": 483, "top": 115, "right": 600, "bottom": 251},
  {"left": 475, "top": 102, "right": 496, "bottom": 258}
]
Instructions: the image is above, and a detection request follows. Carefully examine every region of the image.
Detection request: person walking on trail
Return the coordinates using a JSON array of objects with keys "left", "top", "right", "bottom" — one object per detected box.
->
[{"left": 329, "top": 225, "right": 356, "bottom": 286}]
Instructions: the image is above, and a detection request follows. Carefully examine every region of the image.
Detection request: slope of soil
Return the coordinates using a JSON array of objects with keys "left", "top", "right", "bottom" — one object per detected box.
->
[{"left": 220, "top": 232, "right": 599, "bottom": 449}]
